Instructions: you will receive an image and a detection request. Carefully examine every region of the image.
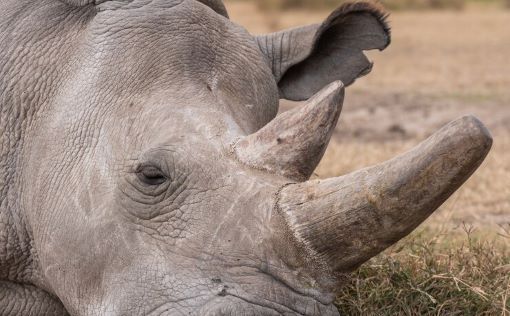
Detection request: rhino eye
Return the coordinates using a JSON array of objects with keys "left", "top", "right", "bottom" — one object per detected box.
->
[{"left": 136, "top": 165, "right": 167, "bottom": 186}]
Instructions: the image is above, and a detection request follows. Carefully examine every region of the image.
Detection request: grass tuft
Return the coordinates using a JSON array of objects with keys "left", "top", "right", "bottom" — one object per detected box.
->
[{"left": 336, "top": 224, "right": 510, "bottom": 315}]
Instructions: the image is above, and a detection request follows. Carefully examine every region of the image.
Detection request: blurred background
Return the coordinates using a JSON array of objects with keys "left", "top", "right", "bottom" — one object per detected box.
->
[
  {"left": 226, "top": 0, "right": 510, "bottom": 231},
  {"left": 225, "top": 1, "right": 509, "bottom": 313}
]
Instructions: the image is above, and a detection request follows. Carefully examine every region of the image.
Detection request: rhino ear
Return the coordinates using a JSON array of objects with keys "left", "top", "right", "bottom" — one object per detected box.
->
[
  {"left": 257, "top": 1, "right": 390, "bottom": 101},
  {"left": 196, "top": 0, "right": 229, "bottom": 17}
]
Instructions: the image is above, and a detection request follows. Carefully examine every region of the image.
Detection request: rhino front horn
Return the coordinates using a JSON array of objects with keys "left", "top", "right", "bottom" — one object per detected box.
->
[
  {"left": 277, "top": 115, "right": 492, "bottom": 273},
  {"left": 234, "top": 81, "right": 344, "bottom": 182}
]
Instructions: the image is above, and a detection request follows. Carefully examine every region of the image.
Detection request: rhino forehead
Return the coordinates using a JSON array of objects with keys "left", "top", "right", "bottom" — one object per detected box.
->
[
  {"left": 65, "top": 0, "right": 228, "bottom": 17},
  {"left": 67, "top": 0, "right": 277, "bottom": 133}
]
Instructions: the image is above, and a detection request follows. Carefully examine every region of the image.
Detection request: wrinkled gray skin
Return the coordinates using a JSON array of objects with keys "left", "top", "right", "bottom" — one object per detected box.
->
[{"left": 0, "top": 0, "right": 492, "bottom": 315}]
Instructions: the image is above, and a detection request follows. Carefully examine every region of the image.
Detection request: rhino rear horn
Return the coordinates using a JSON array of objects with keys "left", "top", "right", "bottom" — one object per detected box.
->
[{"left": 234, "top": 81, "right": 344, "bottom": 182}]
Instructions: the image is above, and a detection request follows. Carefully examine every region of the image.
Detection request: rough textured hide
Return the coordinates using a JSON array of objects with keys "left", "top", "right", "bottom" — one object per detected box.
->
[
  {"left": 60, "top": 0, "right": 229, "bottom": 17},
  {"left": 0, "top": 0, "right": 491, "bottom": 315},
  {"left": 58, "top": 0, "right": 95, "bottom": 5},
  {"left": 0, "top": 282, "right": 69, "bottom": 316}
]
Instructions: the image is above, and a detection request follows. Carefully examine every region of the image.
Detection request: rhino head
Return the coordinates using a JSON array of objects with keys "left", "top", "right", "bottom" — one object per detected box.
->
[{"left": 0, "top": 0, "right": 492, "bottom": 315}]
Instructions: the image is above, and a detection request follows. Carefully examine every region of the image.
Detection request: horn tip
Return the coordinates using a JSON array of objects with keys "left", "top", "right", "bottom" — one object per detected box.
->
[
  {"left": 310, "top": 81, "right": 345, "bottom": 111},
  {"left": 461, "top": 114, "right": 492, "bottom": 140},
  {"left": 455, "top": 115, "right": 493, "bottom": 155},
  {"left": 325, "top": 80, "right": 345, "bottom": 95}
]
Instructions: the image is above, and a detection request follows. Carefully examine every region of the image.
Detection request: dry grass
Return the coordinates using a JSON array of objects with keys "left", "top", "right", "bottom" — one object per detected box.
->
[
  {"left": 225, "top": 2, "right": 510, "bottom": 313},
  {"left": 254, "top": 0, "right": 468, "bottom": 11},
  {"left": 336, "top": 225, "right": 510, "bottom": 315},
  {"left": 382, "top": 0, "right": 466, "bottom": 10}
]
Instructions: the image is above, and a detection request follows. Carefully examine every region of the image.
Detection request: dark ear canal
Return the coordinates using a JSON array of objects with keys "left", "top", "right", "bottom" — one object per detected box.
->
[{"left": 257, "top": 1, "right": 390, "bottom": 101}]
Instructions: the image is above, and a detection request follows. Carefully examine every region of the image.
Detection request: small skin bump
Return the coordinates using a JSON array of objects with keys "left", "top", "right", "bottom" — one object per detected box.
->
[{"left": 217, "top": 287, "right": 228, "bottom": 297}]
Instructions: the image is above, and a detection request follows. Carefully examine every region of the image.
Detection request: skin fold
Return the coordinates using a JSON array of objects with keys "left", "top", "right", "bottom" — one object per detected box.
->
[{"left": 0, "top": 1, "right": 491, "bottom": 315}]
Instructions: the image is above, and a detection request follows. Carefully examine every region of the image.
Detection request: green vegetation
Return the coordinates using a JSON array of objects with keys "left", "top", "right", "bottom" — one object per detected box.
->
[{"left": 336, "top": 225, "right": 510, "bottom": 315}]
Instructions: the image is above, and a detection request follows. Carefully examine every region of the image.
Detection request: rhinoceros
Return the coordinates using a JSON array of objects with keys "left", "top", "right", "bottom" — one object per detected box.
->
[{"left": 0, "top": 0, "right": 492, "bottom": 315}]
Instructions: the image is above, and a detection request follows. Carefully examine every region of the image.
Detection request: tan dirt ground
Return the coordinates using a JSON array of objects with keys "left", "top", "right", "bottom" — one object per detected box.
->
[{"left": 226, "top": 1, "right": 510, "bottom": 230}]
